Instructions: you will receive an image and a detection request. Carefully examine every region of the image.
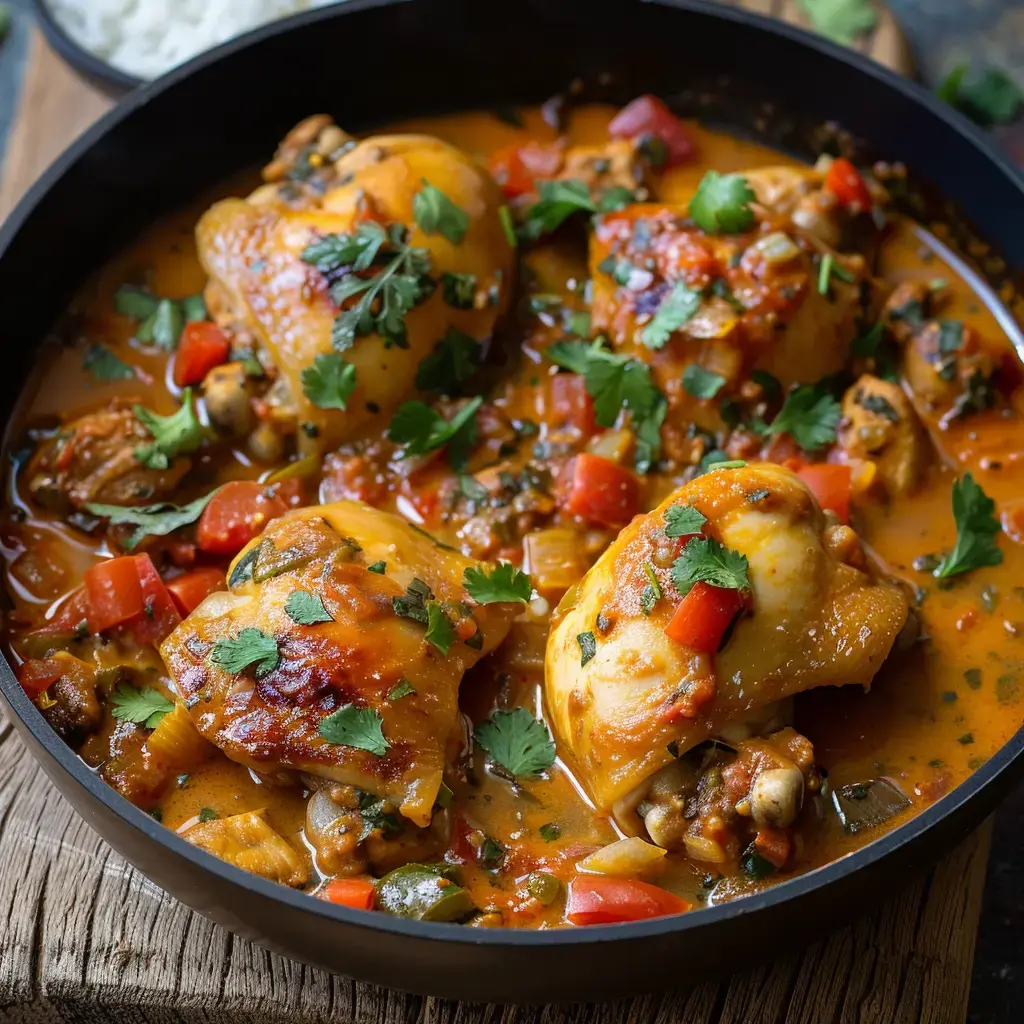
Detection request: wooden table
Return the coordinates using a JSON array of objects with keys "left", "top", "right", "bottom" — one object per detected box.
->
[{"left": 0, "top": 9, "right": 994, "bottom": 1023}]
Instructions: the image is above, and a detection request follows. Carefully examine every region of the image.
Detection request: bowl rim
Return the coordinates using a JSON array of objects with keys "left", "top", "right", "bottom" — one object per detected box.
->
[{"left": 3, "top": 0, "right": 1024, "bottom": 952}]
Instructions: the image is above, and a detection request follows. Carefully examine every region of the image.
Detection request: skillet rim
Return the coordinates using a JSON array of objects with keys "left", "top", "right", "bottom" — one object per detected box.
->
[{"left": 2, "top": 0, "right": 1024, "bottom": 953}]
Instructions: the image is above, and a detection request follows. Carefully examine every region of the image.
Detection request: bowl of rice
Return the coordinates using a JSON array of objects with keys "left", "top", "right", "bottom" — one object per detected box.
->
[{"left": 34, "top": 0, "right": 341, "bottom": 95}]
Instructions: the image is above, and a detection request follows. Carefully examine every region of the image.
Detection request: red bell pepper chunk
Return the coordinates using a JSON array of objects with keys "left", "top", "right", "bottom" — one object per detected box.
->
[
  {"left": 318, "top": 878, "right": 376, "bottom": 911},
  {"left": 824, "top": 157, "right": 872, "bottom": 212},
  {"left": 560, "top": 453, "right": 640, "bottom": 527},
  {"left": 608, "top": 94, "right": 697, "bottom": 168},
  {"left": 17, "top": 657, "right": 66, "bottom": 696},
  {"left": 173, "top": 321, "right": 231, "bottom": 388},
  {"left": 566, "top": 876, "right": 690, "bottom": 926},
  {"left": 131, "top": 553, "right": 182, "bottom": 646},
  {"left": 664, "top": 580, "right": 746, "bottom": 653},
  {"left": 84, "top": 556, "right": 145, "bottom": 633},
  {"left": 488, "top": 141, "right": 562, "bottom": 199},
  {"left": 166, "top": 567, "right": 227, "bottom": 616},
  {"left": 196, "top": 480, "right": 289, "bottom": 556},
  {"left": 796, "top": 463, "right": 852, "bottom": 523},
  {"left": 549, "top": 373, "right": 596, "bottom": 437}
]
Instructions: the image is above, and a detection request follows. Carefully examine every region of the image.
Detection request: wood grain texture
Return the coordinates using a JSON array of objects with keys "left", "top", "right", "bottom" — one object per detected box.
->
[{"left": 0, "top": 12, "right": 986, "bottom": 1024}]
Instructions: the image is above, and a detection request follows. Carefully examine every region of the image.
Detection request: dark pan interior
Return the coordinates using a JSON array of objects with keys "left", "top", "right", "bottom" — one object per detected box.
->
[{"left": 1, "top": 0, "right": 1024, "bottom": 1003}]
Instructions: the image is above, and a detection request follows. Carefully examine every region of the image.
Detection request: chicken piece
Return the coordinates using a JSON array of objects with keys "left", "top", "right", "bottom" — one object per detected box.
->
[
  {"left": 182, "top": 809, "right": 309, "bottom": 887},
  {"left": 589, "top": 167, "right": 870, "bottom": 435},
  {"left": 196, "top": 122, "right": 515, "bottom": 455},
  {"left": 26, "top": 400, "right": 189, "bottom": 511},
  {"left": 545, "top": 463, "right": 908, "bottom": 823},
  {"left": 160, "top": 501, "right": 523, "bottom": 827},
  {"left": 839, "top": 374, "right": 927, "bottom": 495}
]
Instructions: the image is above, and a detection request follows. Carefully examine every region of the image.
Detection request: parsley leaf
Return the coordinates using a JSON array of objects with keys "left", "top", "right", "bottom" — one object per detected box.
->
[
  {"left": 210, "top": 627, "right": 280, "bottom": 678},
  {"left": 474, "top": 707, "right": 556, "bottom": 777},
  {"left": 413, "top": 179, "right": 470, "bottom": 244},
  {"left": 665, "top": 504, "right": 708, "bottom": 537},
  {"left": 934, "top": 473, "right": 1003, "bottom": 578},
  {"left": 84, "top": 488, "right": 220, "bottom": 552},
  {"left": 682, "top": 364, "right": 727, "bottom": 399},
  {"left": 796, "top": 0, "right": 878, "bottom": 45},
  {"left": 110, "top": 685, "right": 175, "bottom": 729},
  {"left": 689, "top": 172, "right": 756, "bottom": 234},
  {"left": 284, "top": 591, "right": 333, "bottom": 625},
  {"left": 388, "top": 679, "right": 416, "bottom": 701},
  {"left": 442, "top": 272, "right": 477, "bottom": 309},
  {"left": 133, "top": 388, "right": 206, "bottom": 469},
  {"left": 415, "top": 329, "right": 480, "bottom": 394},
  {"left": 83, "top": 344, "right": 134, "bottom": 382},
  {"left": 519, "top": 179, "right": 595, "bottom": 241},
  {"left": 577, "top": 631, "right": 597, "bottom": 666},
  {"left": 671, "top": 537, "right": 750, "bottom": 595},
  {"left": 425, "top": 602, "right": 456, "bottom": 654},
  {"left": 642, "top": 281, "right": 702, "bottom": 349},
  {"left": 318, "top": 704, "right": 389, "bottom": 756},
  {"left": 301, "top": 352, "right": 357, "bottom": 410},
  {"left": 937, "top": 64, "right": 1024, "bottom": 127},
  {"left": 463, "top": 563, "right": 533, "bottom": 604},
  {"left": 766, "top": 383, "right": 842, "bottom": 452},
  {"left": 387, "top": 397, "right": 482, "bottom": 470}
]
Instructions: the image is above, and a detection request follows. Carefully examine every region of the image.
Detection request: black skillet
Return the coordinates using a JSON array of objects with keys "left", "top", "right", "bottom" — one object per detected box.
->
[{"left": 1, "top": 0, "right": 1023, "bottom": 1004}]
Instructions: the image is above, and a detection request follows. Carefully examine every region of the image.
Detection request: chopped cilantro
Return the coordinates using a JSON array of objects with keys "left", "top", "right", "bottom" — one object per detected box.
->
[
  {"left": 110, "top": 685, "right": 175, "bottom": 729},
  {"left": 934, "top": 473, "right": 1003, "bottom": 578},
  {"left": 84, "top": 488, "right": 220, "bottom": 551},
  {"left": 388, "top": 679, "right": 416, "bottom": 701},
  {"left": 83, "top": 344, "right": 134, "bottom": 382},
  {"left": 463, "top": 563, "right": 533, "bottom": 604},
  {"left": 642, "top": 281, "right": 702, "bottom": 349},
  {"left": 519, "top": 179, "right": 595, "bottom": 241},
  {"left": 682, "top": 364, "right": 727, "bottom": 399},
  {"left": 210, "top": 627, "right": 280, "bottom": 678},
  {"left": 415, "top": 328, "right": 480, "bottom": 394},
  {"left": 387, "top": 397, "right": 482, "bottom": 470},
  {"left": 133, "top": 388, "right": 206, "bottom": 469},
  {"left": 367, "top": 561, "right": 387, "bottom": 574},
  {"left": 198, "top": 808, "right": 219, "bottom": 823},
  {"left": 474, "top": 707, "right": 556, "bottom": 777},
  {"left": 413, "top": 179, "right": 470, "bottom": 244},
  {"left": 301, "top": 352, "right": 357, "bottom": 410},
  {"left": 665, "top": 504, "right": 708, "bottom": 537},
  {"left": 689, "top": 171, "right": 756, "bottom": 234},
  {"left": 318, "top": 704, "right": 389, "bottom": 756},
  {"left": 577, "top": 630, "right": 597, "bottom": 667},
  {"left": 539, "top": 822, "right": 561, "bottom": 843},
  {"left": 671, "top": 536, "right": 750, "bottom": 595},
  {"left": 766, "top": 383, "right": 842, "bottom": 452},
  {"left": 442, "top": 272, "right": 477, "bottom": 309},
  {"left": 284, "top": 591, "right": 333, "bottom": 625},
  {"left": 425, "top": 603, "right": 456, "bottom": 654}
]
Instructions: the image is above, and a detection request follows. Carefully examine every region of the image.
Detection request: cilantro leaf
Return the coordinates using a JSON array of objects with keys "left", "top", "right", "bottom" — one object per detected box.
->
[
  {"left": 149, "top": 299, "right": 185, "bottom": 351},
  {"left": 115, "top": 286, "right": 204, "bottom": 349},
  {"left": 463, "top": 563, "right": 533, "bottom": 604},
  {"left": 392, "top": 578, "right": 433, "bottom": 624},
  {"left": 546, "top": 338, "right": 593, "bottom": 375},
  {"left": 318, "top": 705, "right": 389, "bottom": 756},
  {"left": 210, "top": 627, "right": 280, "bottom": 678},
  {"left": 642, "top": 281, "right": 702, "bottom": 349},
  {"left": 110, "top": 685, "right": 175, "bottom": 729},
  {"left": 301, "top": 352, "right": 357, "bottom": 410},
  {"left": 671, "top": 537, "right": 750, "bottom": 595},
  {"left": 388, "top": 679, "right": 416, "bottom": 701},
  {"left": 597, "top": 186, "right": 637, "bottom": 213},
  {"left": 689, "top": 171, "right": 756, "bottom": 234},
  {"left": 682, "top": 364, "right": 727, "bottom": 399},
  {"left": 474, "top": 707, "right": 556, "bottom": 777},
  {"left": 519, "top": 179, "right": 596, "bottom": 241},
  {"left": 84, "top": 488, "right": 220, "bottom": 552},
  {"left": 577, "top": 631, "right": 597, "bottom": 667},
  {"left": 413, "top": 179, "right": 470, "bottom": 244},
  {"left": 198, "top": 807, "right": 218, "bottom": 822},
  {"left": 442, "top": 272, "right": 477, "bottom": 309},
  {"left": 499, "top": 204, "right": 517, "bottom": 248},
  {"left": 665, "top": 504, "right": 708, "bottom": 537},
  {"left": 133, "top": 388, "right": 206, "bottom": 469},
  {"left": 284, "top": 591, "right": 333, "bottom": 625},
  {"left": 766, "top": 383, "right": 842, "bottom": 452},
  {"left": 415, "top": 329, "right": 481, "bottom": 394},
  {"left": 357, "top": 791, "right": 401, "bottom": 839},
  {"left": 934, "top": 473, "right": 1003, "bottom": 578},
  {"left": 367, "top": 561, "right": 387, "bottom": 574},
  {"left": 84, "top": 344, "right": 134, "bottom": 382},
  {"left": 796, "top": 0, "right": 878, "bottom": 45},
  {"left": 387, "top": 397, "right": 482, "bottom": 470},
  {"left": 114, "top": 285, "right": 159, "bottom": 320},
  {"left": 539, "top": 822, "right": 561, "bottom": 842},
  {"left": 425, "top": 602, "right": 456, "bottom": 654},
  {"left": 938, "top": 65, "right": 1024, "bottom": 127}
]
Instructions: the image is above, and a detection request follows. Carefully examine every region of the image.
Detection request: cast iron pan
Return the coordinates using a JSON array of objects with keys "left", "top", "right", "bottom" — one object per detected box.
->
[{"left": 2, "top": 0, "right": 1023, "bottom": 1004}]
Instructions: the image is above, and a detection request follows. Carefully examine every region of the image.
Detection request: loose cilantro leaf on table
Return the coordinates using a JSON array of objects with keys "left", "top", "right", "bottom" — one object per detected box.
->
[
  {"left": 671, "top": 537, "right": 750, "bottom": 595},
  {"left": 463, "top": 563, "right": 533, "bottom": 604},
  {"left": 689, "top": 172, "right": 756, "bottom": 234},
  {"left": 682, "top": 364, "right": 726, "bottom": 399},
  {"left": 210, "top": 628, "right": 280, "bottom": 678},
  {"left": 133, "top": 388, "right": 206, "bottom": 469},
  {"left": 415, "top": 329, "right": 480, "bottom": 394},
  {"left": 319, "top": 705, "right": 389, "bottom": 756},
  {"left": 796, "top": 0, "right": 877, "bottom": 46},
  {"left": 111, "top": 685, "right": 175, "bottom": 729},
  {"left": 766, "top": 383, "right": 842, "bottom": 452},
  {"left": 84, "top": 344, "right": 135, "bottom": 382},
  {"left": 934, "top": 473, "right": 1003, "bottom": 578},
  {"left": 301, "top": 352, "right": 357, "bottom": 410},
  {"left": 938, "top": 64, "right": 1024, "bottom": 127},
  {"left": 642, "top": 281, "right": 702, "bottom": 349},
  {"left": 387, "top": 397, "right": 482, "bottom": 470},
  {"left": 414, "top": 179, "right": 470, "bottom": 244},
  {"left": 84, "top": 488, "right": 220, "bottom": 551},
  {"left": 519, "top": 179, "right": 596, "bottom": 241},
  {"left": 474, "top": 707, "right": 556, "bottom": 777},
  {"left": 665, "top": 504, "right": 708, "bottom": 538},
  {"left": 285, "top": 591, "right": 334, "bottom": 625}
]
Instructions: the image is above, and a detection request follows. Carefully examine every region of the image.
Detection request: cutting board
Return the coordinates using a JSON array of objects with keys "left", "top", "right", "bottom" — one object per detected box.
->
[{"left": 0, "top": 10, "right": 992, "bottom": 1024}]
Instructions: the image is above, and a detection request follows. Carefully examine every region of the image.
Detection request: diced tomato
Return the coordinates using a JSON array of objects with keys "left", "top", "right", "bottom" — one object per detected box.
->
[
  {"left": 549, "top": 373, "right": 596, "bottom": 437},
  {"left": 42, "top": 587, "right": 91, "bottom": 633},
  {"left": 128, "top": 554, "right": 182, "bottom": 646},
  {"left": 173, "top": 321, "right": 231, "bottom": 388},
  {"left": 754, "top": 826, "right": 792, "bottom": 869},
  {"left": 84, "top": 556, "right": 145, "bottom": 633},
  {"left": 664, "top": 580, "right": 747, "bottom": 653},
  {"left": 319, "top": 878, "right": 376, "bottom": 911},
  {"left": 824, "top": 157, "right": 872, "bottom": 212},
  {"left": 166, "top": 567, "right": 227, "bottom": 616},
  {"left": 17, "top": 657, "right": 65, "bottom": 696},
  {"left": 796, "top": 463, "right": 852, "bottom": 523},
  {"left": 566, "top": 876, "right": 690, "bottom": 926},
  {"left": 196, "top": 480, "right": 289, "bottom": 556},
  {"left": 608, "top": 95, "right": 697, "bottom": 168},
  {"left": 488, "top": 141, "right": 562, "bottom": 199},
  {"left": 560, "top": 453, "right": 640, "bottom": 527}
]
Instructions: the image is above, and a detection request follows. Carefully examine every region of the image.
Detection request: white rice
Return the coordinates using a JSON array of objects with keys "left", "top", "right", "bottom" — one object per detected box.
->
[{"left": 48, "top": 0, "right": 341, "bottom": 80}]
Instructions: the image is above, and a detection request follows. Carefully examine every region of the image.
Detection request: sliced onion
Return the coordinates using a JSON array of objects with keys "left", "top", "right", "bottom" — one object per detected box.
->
[
  {"left": 577, "top": 837, "right": 667, "bottom": 877},
  {"left": 586, "top": 428, "right": 634, "bottom": 464},
  {"left": 752, "top": 231, "right": 802, "bottom": 265},
  {"left": 683, "top": 835, "right": 727, "bottom": 863},
  {"left": 523, "top": 529, "right": 586, "bottom": 592}
]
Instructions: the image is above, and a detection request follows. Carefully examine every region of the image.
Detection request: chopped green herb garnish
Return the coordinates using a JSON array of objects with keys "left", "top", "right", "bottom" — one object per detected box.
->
[
  {"left": 210, "top": 628, "right": 280, "bottom": 678},
  {"left": 413, "top": 179, "right": 470, "bottom": 244},
  {"left": 84, "top": 488, "right": 220, "bottom": 551},
  {"left": 367, "top": 560, "right": 387, "bottom": 574},
  {"left": 499, "top": 204, "right": 517, "bottom": 247},
  {"left": 474, "top": 707, "right": 556, "bottom": 777},
  {"left": 665, "top": 504, "right": 707, "bottom": 537},
  {"left": 934, "top": 473, "right": 1003, "bottom": 578},
  {"left": 682, "top": 363, "right": 727, "bottom": 399},
  {"left": 796, "top": 0, "right": 877, "bottom": 45},
  {"left": 577, "top": 630, "right": 597, "bottom": 667},
  {"left": 642, "top": 281, "right": 702, "bottom": 349},
  {"left": 388, "top": 679, "right": 416, "bottom": 701},
  {"left": 539, "top": 822, "right": 561, "bottom": 843},
  {"left": 301, "top": 352, "right": 357, "bottom": 410},
  {"left": 766, "top": 383, "right": 842, "bottom": 452},
  {"left": 319, "top": 704, "right": 389, "bottom": 756},
  {"left": 415, "top": 328, "right": 480, "bottom": 394},
  {"left": 424, "top": 602, "right": 457, "bottom": 654},
  {"left": 671, "top": 536, "right": 750, "bottom": 595},
  {"left": 519, "top": 179, "right": 595, "bottom": 241},
  {"left": 441, "top": 272, "right": 477, "bottom": 309},
  {"left": 111, "top": 685, "right": 175, "bottom": 729},
  {"left": 83, "top": 343, "right": 134, "bottom": 382},
  {"left": 284, "top": 591, "right": 333, "bottom": 626},
  {"left": 463, "top": 563, "right": 533, "bottom": 604},
  {"left": 689, "top": 171, "right": 756, "bottom": 234},
  {"left": 937, "top": 63, "right": 1024, "bottom": 127},
  {"left": 198, "top": 807, "right": 219, "bottom": 823},
  {"left": 387, "top": 396, "right": 482, "bottom": 470},
  {"left": 133, "top": 388, "right": 206, "bottom": 469}
]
